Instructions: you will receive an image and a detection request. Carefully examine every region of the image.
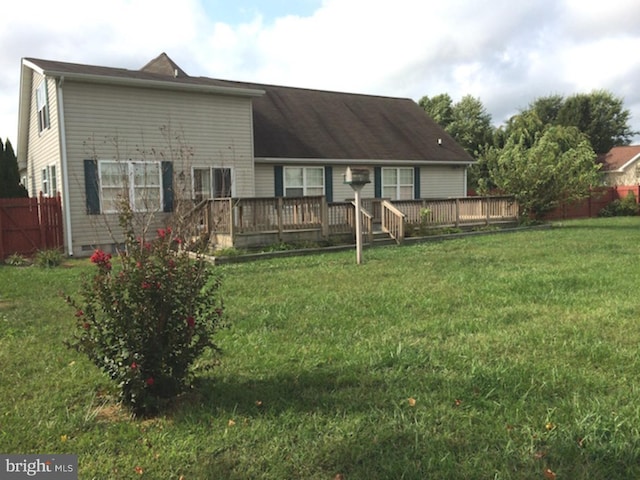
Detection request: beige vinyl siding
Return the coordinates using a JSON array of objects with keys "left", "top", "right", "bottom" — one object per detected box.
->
[
  {"left": 254, "top": 163, "right": 275, "bottom": 196},
  {"left": 28, "top": 74, "right": 61, "bottom": 198},
  {"left": 332, "top": 166, "right": 374, "bottom": 202},
  {"left": 422, "top": 165, "right": 466, "bottom": 198},
  {"left": 254, "top": 163, "right": 376, "bottom": 201},
  {"left": 604, "top": 162, "right": 640, "bottom": 186},
  {"left": 61, "top": 80, "right": 255, "bottom": 255}
]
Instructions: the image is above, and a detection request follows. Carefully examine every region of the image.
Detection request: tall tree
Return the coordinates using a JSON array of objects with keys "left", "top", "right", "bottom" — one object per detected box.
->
[
  {"left": 0, "top": 139, "right": 28, "bottom": 198},
  {"left": 447, "top": 95, "right": 494, "bottom": 157},
  {"left": 528, "top": 94, "right": 565, "bottom": 126},
  {"left": 420, "top": 94, "right": 493, "bottom": 158},
  {"left": 486, "top": 124, "right": 600, "bottom": 217},
  {"left": 418, "top": 93, "right": 454, "bottom": 129},
  {"left": 556, "top": 90, "right": 636, "bottom": 154}
]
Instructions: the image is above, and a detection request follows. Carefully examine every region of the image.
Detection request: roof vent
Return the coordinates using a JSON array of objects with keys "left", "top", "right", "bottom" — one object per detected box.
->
[
  {"left": 174, "top": 69, "right": 179, "bottom": 78},
  {"left": 438, "top": 138, "right": 443, "bottom": 146}
]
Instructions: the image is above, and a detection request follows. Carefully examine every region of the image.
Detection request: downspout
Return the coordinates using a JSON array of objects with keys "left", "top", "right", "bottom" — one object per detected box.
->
[
  {"left": 56, "top": 76, "right": 74, "bottom": 256},
  {"left": 464, "top": 166, "right": 468, "bottom": 196}
]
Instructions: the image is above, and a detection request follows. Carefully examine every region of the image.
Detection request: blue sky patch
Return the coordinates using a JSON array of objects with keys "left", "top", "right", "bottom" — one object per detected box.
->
[{"left": 200, "top": 0, "right": 322, "bottom": 24}]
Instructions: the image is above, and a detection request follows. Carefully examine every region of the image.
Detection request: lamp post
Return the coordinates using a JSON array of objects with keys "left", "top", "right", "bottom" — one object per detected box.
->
[{"left": 344, "top": 167, "right": 371, "bottom": 265}]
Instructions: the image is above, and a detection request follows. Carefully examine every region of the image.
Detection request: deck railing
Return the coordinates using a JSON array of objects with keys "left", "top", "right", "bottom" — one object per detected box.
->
[
  {"left": 393, "top": 196, "right": 518, "bottom": 228},
  {"left": 326, "top": 202, "right": 354, "bottom": 235},
  {"left": 211, "top": 196, "right": 326, "bottom": 234},
  {"left": 352, "top": 202, "right": 374, "bottom": 244},
  {"left": 381, "top": 200, "right": 406, "bottom": 243},
  {"left": 194, "top": 195, "right": 518, "bottom": 248}
]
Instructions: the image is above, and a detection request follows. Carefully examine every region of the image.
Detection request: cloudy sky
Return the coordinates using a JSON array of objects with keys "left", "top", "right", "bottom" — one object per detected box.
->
[{"left": 2, "top": 0, "right": 640, "bottom": 147}]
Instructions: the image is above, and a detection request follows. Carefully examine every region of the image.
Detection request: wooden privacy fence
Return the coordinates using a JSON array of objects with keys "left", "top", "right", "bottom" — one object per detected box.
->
[
  {"left": 0, "top": 194, "right": 63, "bottom": 260},
  {"left": 543, "top": 186, "right": 639, "bottom": 220}
]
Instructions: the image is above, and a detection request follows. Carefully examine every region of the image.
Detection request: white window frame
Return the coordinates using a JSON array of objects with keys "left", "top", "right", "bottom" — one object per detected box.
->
[
  {"left": 382, "top": 167, "right": 414, "bottom": 200},
  {"left": 98, "top": 160, "right": 162, "bottom": 214},
  {"left": 192, "top": 166, "right": 234, "bottom": 201},
  {"left": 41, "top": 168, "right": 48, "bottom": 196},
  {"left": 41, "top": 164, "right": 57, "bottom": 197},
  {"left": 284, "top": 166, "right": 324, "bottom": 197},
  {"left": 36, "top": 82, "right": 50, "bottom": 133},
  {"left": 50, "top": 165, "right": 57, "bottom": 196}
]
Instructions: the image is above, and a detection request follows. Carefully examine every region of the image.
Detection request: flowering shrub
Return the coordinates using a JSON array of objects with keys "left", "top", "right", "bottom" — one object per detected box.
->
[{"left": 67, "top": 208, "right": 224, "bottom": 416}]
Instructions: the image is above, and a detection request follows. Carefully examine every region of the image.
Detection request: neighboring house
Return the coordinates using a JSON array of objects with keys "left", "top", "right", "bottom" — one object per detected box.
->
[
  {"left": 597, "top": 145, "right": 640, "bottom": 186},
  {"left": 17, "top": 53, "right": 474, "bottom": 257}
]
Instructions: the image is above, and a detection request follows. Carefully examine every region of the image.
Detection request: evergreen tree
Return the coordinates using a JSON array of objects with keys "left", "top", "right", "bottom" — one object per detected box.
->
[{"left": 0, "top": 138, "right": 28, "bottom": 198}]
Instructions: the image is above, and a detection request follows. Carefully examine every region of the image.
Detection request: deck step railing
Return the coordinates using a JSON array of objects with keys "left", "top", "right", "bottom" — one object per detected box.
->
[{"left": 381, "top": 200, "right": 406, "bottom": 244}]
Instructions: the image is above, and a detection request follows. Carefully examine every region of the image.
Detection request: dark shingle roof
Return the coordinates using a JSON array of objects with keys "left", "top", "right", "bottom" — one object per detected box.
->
[
  {"left": 597, "top": 145, "right": 640, "bottom": 171},
  {"left": 206, "top": 79, "right": 472, "bottom": 162},
  {"left": 24, "top": 55, "right": 473, "bottom": 163}
]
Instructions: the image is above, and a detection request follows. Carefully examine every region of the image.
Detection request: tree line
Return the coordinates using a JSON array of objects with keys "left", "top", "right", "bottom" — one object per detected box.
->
[{"left": 419, "top": 90, "right": 638, "bottom": 218}]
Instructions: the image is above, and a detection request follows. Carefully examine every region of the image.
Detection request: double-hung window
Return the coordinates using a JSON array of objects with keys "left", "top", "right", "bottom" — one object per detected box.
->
[
  {"left": 193, "top": 167, "right": 232, "bottom": 201},
  {"left": 41, "top": 165, "right": 57, "bottom": 197},
  {"left": 132, "top": 162, "right": 161, "bottom": 211},
  {"left": 99, "top": 161, "right": 162, "bottom": 213},
  {"left": 36, "top": 82, "right": 50, "bottom": 133},
  {"left": 382, "top": 167, "right": 414, "bottom": 200},
  {"left": 284, "top": 167, "right": 324, "bottom": 197}
]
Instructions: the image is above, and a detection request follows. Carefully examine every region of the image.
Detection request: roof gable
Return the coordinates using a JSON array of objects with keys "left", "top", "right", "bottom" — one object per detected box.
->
[
  {"left": 140, "top": 52, "right": 188, "bottom": 78},
  {"left": 597, "top": 145, "right": 640, "bottom": 172}
]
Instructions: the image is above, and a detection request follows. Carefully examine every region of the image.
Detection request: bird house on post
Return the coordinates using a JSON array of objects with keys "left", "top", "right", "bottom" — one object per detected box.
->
[
  {"left": 344, "top": 167, "right": 371, "bottom": 265},
  {"left": 344, "top": 167, "right": 371, "bottom": 188}
]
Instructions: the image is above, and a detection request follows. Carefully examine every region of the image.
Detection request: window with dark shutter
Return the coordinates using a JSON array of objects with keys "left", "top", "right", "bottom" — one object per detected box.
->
[
  {"left": 84, "top": 159, "right": 101, "bottom": 214},
  {"left": 274, "top": 166, "right": 283, "bottom": 196}
]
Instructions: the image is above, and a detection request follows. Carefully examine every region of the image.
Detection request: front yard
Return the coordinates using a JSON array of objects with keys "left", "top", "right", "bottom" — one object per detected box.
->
[{"left": 1, "top": 217, "right": 639, "bottom": 479}]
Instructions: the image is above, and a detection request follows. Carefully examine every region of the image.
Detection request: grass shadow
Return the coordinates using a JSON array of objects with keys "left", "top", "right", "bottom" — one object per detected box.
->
[{"left": 182, "top": 364, "right": 391, "bottom": 419}]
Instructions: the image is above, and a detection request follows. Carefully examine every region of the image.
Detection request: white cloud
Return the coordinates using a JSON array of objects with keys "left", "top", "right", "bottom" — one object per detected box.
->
[{"left": 1, "top": 0, "right": 639, "bottom": 147}]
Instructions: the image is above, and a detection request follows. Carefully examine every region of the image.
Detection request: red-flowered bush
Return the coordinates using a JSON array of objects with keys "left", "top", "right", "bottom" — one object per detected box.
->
[{"left": 67, "top": 207, "right": 224, "bottom": 416}]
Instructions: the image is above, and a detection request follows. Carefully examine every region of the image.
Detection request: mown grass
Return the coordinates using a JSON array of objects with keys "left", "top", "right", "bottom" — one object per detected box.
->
[{"left": 1, "top": 217, "right": 640, "bottom": 479}]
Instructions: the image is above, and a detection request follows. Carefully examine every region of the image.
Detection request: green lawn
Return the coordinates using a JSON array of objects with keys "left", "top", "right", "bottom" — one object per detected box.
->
[{"left": 1, "top": 217, "right": 640, "bottom": 479}]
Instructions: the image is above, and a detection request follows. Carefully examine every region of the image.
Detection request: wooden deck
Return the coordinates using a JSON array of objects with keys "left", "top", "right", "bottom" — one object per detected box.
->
[{"left": 187, "top": 195, "right": 519, "bottom": 250}]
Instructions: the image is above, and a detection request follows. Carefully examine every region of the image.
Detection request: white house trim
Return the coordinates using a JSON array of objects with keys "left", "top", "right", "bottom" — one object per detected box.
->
[
  {"left": 612, "top": 153, "right": 640, "bottom": 173},
  {"left": 23, "top": 59, "right": 265, "bottom": 99},
  {"left": 254, "top": 157, "right": 474, "bottom": 166},
  {"left": 56, "top": 76, "right": 74, "bottom": 256}
]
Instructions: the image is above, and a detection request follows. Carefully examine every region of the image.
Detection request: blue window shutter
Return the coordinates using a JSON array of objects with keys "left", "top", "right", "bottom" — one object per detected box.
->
[
  {"left": 374, "top": 167, "right": 382, "bottom": 198},
  {"left": 162, "top": 161, "right": 173, "bottom": 212},
  {"left": 414, "top": 167, "right": 421, "bottom": 199},
  {"left": 274, "top": 166, "right": 283, "bottom": 196},
  {"left": 84, "top": 159, "right": 100, "bottom": 214},
  {"left": 324, "top": 166, "right": 333, "bottom": 202}
]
